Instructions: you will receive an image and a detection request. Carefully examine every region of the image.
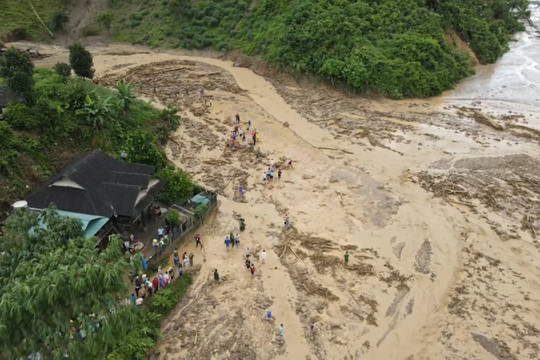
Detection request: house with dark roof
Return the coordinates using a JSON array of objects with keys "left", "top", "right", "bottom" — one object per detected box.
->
[{"left": 25, "top": 149, "right": 165, "bottom": 245}]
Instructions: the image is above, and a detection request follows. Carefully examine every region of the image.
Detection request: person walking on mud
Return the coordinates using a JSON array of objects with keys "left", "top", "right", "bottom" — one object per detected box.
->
[
  {"left": 225, "top": 236, "right": 231, "bottom": 248},
  {"left": 214, "top": 269, "right": 220, "bottom": 284},
  {"left": 238, "top": 183, "right": 243, "bottom": 197},
  {"left": 235, "top": 113, "right": 240, "bottom": 124},
  {"left": 247, "top": 119, "right": 251, "bottom": 129},
  {"left": 250, "top": 263, "right": 255, "bottom": 276},
  {"left": 260, "top": 249, "right": 267, "bottom": 263},
  {"left": 344, "top": 251, "right": 350, "bottom": 266},
  {"left": 252, "top": 130, "right": 257, "bottom": 145}
]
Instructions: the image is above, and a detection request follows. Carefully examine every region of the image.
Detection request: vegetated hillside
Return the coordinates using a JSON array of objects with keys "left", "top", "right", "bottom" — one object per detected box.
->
[
  {"left": 0, "top": 0, "right": 66, "bottom": 42},
  {"left": 109, "top": 0, "right": 529, "bottom": 98},
  {"left": 0, "top": 66, "right": 179, "bottom": 215}
]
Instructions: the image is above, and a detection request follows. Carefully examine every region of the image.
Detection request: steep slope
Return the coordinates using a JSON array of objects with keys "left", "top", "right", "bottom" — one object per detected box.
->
[{"left": 108, "top": 0, "right": 528, "bottom": 98}]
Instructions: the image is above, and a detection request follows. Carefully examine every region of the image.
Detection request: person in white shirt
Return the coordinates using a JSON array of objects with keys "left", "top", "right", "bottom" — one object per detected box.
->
[
  {"left": 163, "top": 272, "right": 170, "bottom": 286},
  {"left": 260, "top": 250, "right": 267, "bottom": 263}
]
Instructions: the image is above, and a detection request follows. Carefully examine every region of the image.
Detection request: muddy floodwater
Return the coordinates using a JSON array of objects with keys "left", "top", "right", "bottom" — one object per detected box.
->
[
  {"left": 7, "top": 9, "right": 540, "bottom": 359},
  {"left": 447, "top": 0, "right": 540, "bottom": 130}
]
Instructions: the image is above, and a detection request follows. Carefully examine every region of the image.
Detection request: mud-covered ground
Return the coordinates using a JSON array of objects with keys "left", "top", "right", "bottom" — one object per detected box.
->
[{"left": 15, "top": 42, "right": 540, "bottom": 359}]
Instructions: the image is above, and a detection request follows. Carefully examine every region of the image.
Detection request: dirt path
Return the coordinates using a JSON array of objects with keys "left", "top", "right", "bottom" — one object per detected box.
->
[{"left": 14, "top": 42, "right": 540, "bottom": 359}]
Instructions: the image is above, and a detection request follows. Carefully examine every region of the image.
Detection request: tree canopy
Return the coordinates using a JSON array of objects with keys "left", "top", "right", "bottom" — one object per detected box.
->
[
  {"left": 110, "top": 0, "right": 529, "bottom": 98},
  {"left": 69, "top": 42, "right": 95, "bottom": 79},
  {"left": 157, "top": 164, "right": 194, "bottom": 204},
  {"left": 0, "top": 48, "right": 34, "bottom": 103},
  {"left": 0, "top": 207, "right": 138, "bottom": 359}
]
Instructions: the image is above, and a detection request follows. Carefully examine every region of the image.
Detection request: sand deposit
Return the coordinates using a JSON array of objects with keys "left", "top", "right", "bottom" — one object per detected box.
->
[{"left": 12, "top": 42, "right": 540, "bottom": 359}]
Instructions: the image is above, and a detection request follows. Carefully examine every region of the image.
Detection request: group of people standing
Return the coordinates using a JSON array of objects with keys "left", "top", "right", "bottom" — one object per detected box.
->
[
  {"left": 130, "top": 266, "right": 176, "bottom": 306},
  {"left": 230, "top": 113, "right": 259, "bottom": 147}
]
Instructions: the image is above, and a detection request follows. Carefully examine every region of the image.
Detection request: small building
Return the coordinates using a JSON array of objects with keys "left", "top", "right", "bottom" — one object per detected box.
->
[{"left": 25, "top": 149, "right": 165, "bottom": 247}]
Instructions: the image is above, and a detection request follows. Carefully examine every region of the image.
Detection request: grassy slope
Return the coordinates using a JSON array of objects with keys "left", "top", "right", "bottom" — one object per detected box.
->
[
  {"left": 108, "top": 0, "right": 528, "bottom": 98},
  {"left": 0, "top": 0, "right": 64, "bottom": 41}
]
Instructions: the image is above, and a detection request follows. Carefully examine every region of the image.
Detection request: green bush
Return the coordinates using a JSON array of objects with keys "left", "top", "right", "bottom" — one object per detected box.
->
[
  {"left": 194, "top": 203, "right": 208, "bottom": 219},
  {"left": 3, "top": 102, "right": 37, "bottom": 130},
  {"left": 53, "top": 62, "right": 71, "bottom": 78},
  {"left": 123, "top": 129, "right": 166, "bottom": 168},
  {"left": 97, "top": 11, "right": 114, "bottom": 31},
  {"left": 49, "top": 12, "right": 68, "bottom": 32},
  {"left": 167, "top": 209, "right": 180, "bottom": 226}
]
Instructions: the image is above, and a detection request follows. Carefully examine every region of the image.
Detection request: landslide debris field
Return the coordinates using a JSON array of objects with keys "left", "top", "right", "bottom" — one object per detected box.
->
[
  {"left": 14, "top": 42, "right": 534, "bottom": 359},
  {"left": 88, "top": 52, "right": 540, "bottom": 360}
]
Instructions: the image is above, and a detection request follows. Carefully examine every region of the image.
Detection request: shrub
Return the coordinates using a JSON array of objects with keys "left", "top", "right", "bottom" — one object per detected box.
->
[
  {"left": 69, "top": 42, "right": 94, "bottom": 79},
  {"left": 194, "top": 203, "right": 208, "bottom": 219},
  {"left": 49, "top": 12, "right": 69, "bottom": 32},
  {"left": 53, "top": 62, "right": 71, "bottom": 78},
  {"left": 3, "top": 102, "right": 37, "bottom": 130},
  {"left": 167, "top": 209, "right": 180, "bottom": 226},
  {"left": 156, "top": 165, "right": 194, "bottom": 204},
  {"left": 97, "top": 11, "right": 114, "bottom": 32},
  {"left": 123, "top": 129, "right": 166, "bottom": 168}
]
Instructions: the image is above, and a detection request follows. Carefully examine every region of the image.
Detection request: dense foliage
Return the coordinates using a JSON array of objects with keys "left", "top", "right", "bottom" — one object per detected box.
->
[
  {"left": 53, "top": 62, "right": 71, "bottom": 78},
  {"left": 107, "top": 274, "right": 192, "bottom": 360},
  {"left": 0, "top": 52, "right": 181, "bottom": 214},
  {"left": 0, "top": 48, "right": 34, "bottom": 103},
  {"left": 0, "top": 206, "right": 194, "bottom": 359},
  {"left": 110, "top": 0, "right": 529, "bottom": 97},
  {"left": 156, "top": 165, "right": 194, "bottom": 204},
  {"left": 0, "top": 207, "right": 138, "bottom": 359}
]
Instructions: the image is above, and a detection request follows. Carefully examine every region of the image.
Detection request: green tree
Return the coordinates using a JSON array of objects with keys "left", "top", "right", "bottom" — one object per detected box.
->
[
  {"left": 116, "top": 80, "right": 136, "bottom": 114},
  {"left": 156, "top": 165, "right": 194, "bottom": 204},
  {"left": 0, "top": 207, "right": 137, "bottom": 359},
  {"left": 69, "top": 42, "right": 94, "bottom": 79},
  {"left": 0, "top": 48, "right": 34, "bottom": 103},
  {"left": 123, "top": 129, "right": 165, "bottom": 167},
  {"left": 53, "top": 62, "right": 72, "bottom": 79}
]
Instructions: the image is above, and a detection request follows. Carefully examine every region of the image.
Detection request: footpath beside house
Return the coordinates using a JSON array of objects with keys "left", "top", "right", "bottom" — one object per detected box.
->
[{"left": 25, "top": 149, "right": 166, "bottom": 248}]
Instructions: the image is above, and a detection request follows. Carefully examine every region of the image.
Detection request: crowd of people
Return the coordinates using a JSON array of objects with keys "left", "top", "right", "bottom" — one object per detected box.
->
[{"left": 129, "top": 265, "right": 178, "bottom": 306}]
